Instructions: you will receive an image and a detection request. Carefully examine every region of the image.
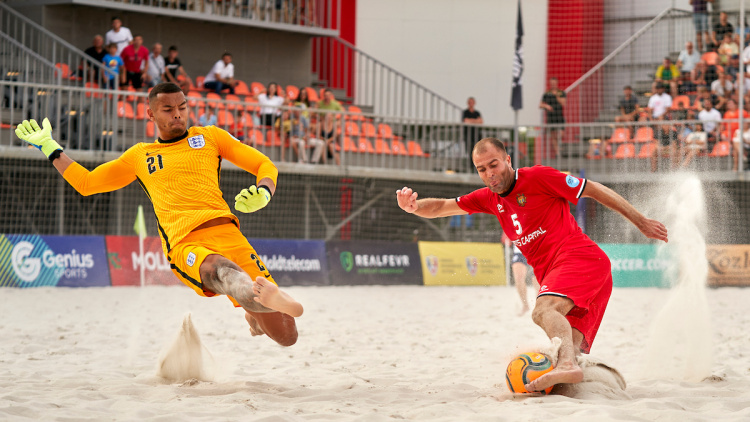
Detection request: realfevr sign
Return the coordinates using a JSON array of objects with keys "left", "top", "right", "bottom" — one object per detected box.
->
[
  {"left": 250, "top": 239, "right": 329, "bottom": 286},
  {"left": 326, "top": 241, "right": 423, "bottom": 285},
  {"left": 0, "top": 234, "right": 110, "bottom": 288}
]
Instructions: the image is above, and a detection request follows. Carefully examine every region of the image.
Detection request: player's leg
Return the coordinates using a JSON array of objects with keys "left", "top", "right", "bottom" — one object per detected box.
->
[
  {"left": 512, "top": 261, "right": 530, "bottom": 315},
  {"left": 525, "top": 295, "right": 584, "bottom": 392}
]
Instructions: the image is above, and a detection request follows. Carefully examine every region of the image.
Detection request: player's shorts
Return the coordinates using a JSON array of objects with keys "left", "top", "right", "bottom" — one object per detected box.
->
[
  {"left": 536, "top": 245, "right": 612, "bottom": 354},
  {"left": 511, "top": 252, "right": 528, "bottom": 265},
  {"left": 167, "top": 222, "right": 275, "bottom": 307}
]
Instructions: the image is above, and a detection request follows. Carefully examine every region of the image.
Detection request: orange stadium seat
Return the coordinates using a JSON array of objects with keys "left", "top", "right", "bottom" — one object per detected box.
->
[
  {"left": 709, "top": 141, "right": 731, "bottom": 157},
  {"left": 337, "top": 136, "right": 359, "bottom": 152},
  {"left": 245, "top": 96, "right": 259, "bottom": 112},
  {"left": 343, "top": 121, "right": 360, "bottom": 136},
  {"left": 136, "top": 102, "right": 148, "bottom": 120},
  {"left": 124, "top": 86, "right": 137, "bottom": 102},
  {"left": 671, "top": 95, "right": 691, "bottom": 110},
  {"left": 235, "top": 80, "right": 251, "bottom": 96},
  {"left": 378, "top": 123, "right": 397, "bottom": 140},
  {"left": 358, "top": 138, "right": 375, "bottom": 153},
  {"left": 702, "top": 52, "right": 719, "bottom": 65},
  {"left": 614, "top": 143, "right": 636, "bottom": 159},
  {"left": 361, "top": 122, "right": 377, "bottom": 138},
  {"left": 187, "top": 91, "right": 205, "bottom": 108},
  {"left": 195, "top": 75, "right": 205, "bottom": 90},
  {"left": 146, "top": 121, "right": 156, "bottom": 138},
  {"left": 375, "top": 138, "right": 392, "bottom": 154},
  {"left": 206, "top": 92, "right": 224, "bottom": 109},
  {"left": 84, "top": 82, "right": 102, "bottom": 98},
  {"left": 239, "top": 111, "right": 255, "bottom": 129},
  {"left": 407, "top": 141, "right": 427, "bottom": 157},
  {"left": 251, "top": 82, "right": 265, "bottom": 96},
  {"left": 391, "top": 139, "right": 408, "bottom": 155},
  {"left": 347, "top": 105, "right": 363, "bottom": 121},
  {"left": 117, "top": 101, "right": 134, "bottom": 119},
  {"left": 286, "top": 85, "right": 299, "bottom": 101},
  {"left": 637, "top": 142, "right": 656, "bottom": 158},
  {"left": 305, "top": 87, "right": 320, "bottom": 103},
  {"left": 217, "top": 110, "right": 235, "bottom": 128},
  {"left": 225, "top": 94, "right": 241, "bottom": 110},
  {"left": 246, "top": 129, "right": 265, "bottom": 146},
  {"left": 608, "top": 127, "right": 630, "bottom": 144},
  {"left": 266, "top": 130, "right": 282, "bottom": 146},
  {"left": 54, "top": 63, "right": 71, "bottom": 79},
  {"left": 633, "top": 127, "right": 655, "bottom": 143}
]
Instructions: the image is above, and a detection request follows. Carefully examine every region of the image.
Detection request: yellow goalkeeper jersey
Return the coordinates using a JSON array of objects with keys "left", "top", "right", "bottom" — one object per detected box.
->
[{"left": 63, "top": 125, "right": 278, "bottom": 253}]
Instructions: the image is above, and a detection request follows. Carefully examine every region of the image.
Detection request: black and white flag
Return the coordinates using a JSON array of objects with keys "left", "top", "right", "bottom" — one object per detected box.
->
[{"left": 511, "top": 0, "right": 524, "bottom": 111}]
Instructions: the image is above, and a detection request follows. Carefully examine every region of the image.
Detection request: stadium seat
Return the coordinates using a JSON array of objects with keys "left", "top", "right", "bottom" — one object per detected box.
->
[
  {"left": 247, "top": 129, "right": 265, "bottom": 146},
  {"left": 671, "top": 95, "right": 691, "bottom": 110},
  {"left": 608, "top": 127, "right": 630, "bottom": 144},
  {"left": 361, "top": 122, "right": 377, "bottom": 138},
  {"left": 286, "top": 85, "right": 299, "bottom": 101},
  {"left": 206, "top": 92, "right": 224, "bottom": 109},
  {"left": 84, "top": 82, "right": 102, "bottom": 98},
  {"left": 117, "top": 101, "right": 134, "bottom": 119},
  {"left": 347, "top": 105, "right": 363, "bottom": 121},
  {"left": 391, "top": 139, "right": 408, "bottom": 155},
  {"left": 195, "top": 75, "right": 205, "bottom": 90},
  {"left": 305, "top": 87, "right": 320, "bottom": 103},
  {"left": 251, "top": 82, "right": 265, "bottom": 96},
  {"left": 358, "top": 138, "right": 375, "bottom": 153},
  {"left": 633, "top": 127, "right": 655, "bottom": 143},
  {"left": 709, "top": 141, "right": 731, "bottom": 157},
  {"left": 239, "top": 111, "right": 255, "bottom": 128},
  {"left": 375, "top": 138, "right": 392, "bottom": 154},
  {"left": 217, "top": 110, "right": 235, "bottom": 128},
  {"left": 146, "top": 121, "right": 156, "bottom": 138},
  {"left": 266, "top": 130, "right": 282, "bottom": 147},
  {"left": 407, "top": 140, "right": 427, "bottom": 157},
  {"left": 337, "top": 136, "right": 359, "bottom": 152},
  {"left": 54, "top": 63, "right": 71, "bottom": 79},
  {"left": 378, "top": 123, "right": 398, "bottom": 140},
  {"left": 235, "top": 80, "right": 251, "bottom": 96},
  {"left": 225, "top": 94, "right": 241, "bottom": 110},
  {"left": 187, "top": 91, "right": 205, "bottom": 108},
  {"left": 614, "top": 143, "right": 636, "bottom": 159},
  {"left": 344, "top": 121, "right": 360, "bottom": 136},
  {"left": 136, "top": 102, "right": 148, "bottom": 120},
  {"left": 701, "top": 52, "right": 719, "bottom": 65},
  {"left": 637, "top": 142, "right": 656, "bottom": 158},
  {"left": 245, "top": 96, "right": 259, "bottom": 112}
]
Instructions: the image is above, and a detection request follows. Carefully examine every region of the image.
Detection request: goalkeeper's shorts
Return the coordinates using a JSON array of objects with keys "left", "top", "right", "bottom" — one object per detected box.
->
[{"left": 168, "top": 222, "right": 276, "bottom": 307}]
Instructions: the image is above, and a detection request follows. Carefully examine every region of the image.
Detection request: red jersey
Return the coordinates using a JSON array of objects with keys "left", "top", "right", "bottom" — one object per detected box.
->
[
  {"left": 456, "top": 165, "right": 598, "bottom": 281},
  {"left": 120, "top": 45, "right": 149, "bottom": 73}
]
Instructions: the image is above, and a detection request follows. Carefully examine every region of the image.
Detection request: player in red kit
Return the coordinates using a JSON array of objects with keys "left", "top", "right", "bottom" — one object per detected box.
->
[{"left": 396, "top": 138, "right": 668, "bottom": 392}]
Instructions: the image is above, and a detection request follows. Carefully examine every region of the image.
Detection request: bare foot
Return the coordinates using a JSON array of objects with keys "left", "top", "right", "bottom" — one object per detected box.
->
[
  {"left": 518, "top": 305, "right": 530, "bottom": 316},
  {"left": 252, "top": 277, "right": 304, "bottom": 318},
  {"left": 525, "top": 361, "right": 584, "bottom": 392},
  {"left": 244, "top": 312, "right": 265, "bottom": 336}
]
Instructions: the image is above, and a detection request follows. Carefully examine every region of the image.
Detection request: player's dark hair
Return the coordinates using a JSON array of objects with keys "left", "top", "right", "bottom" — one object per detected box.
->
[
  {"left": 149, "top": 82, "right": 183, "bottom": 103},
  {"left": 473, "top": 137, "right": 507, "bottom": 156}
]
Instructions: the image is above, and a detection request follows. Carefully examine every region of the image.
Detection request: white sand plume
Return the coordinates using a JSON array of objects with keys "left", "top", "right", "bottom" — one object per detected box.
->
[{"left": 156, "top": 312, "right": 215, "bottom": 383}]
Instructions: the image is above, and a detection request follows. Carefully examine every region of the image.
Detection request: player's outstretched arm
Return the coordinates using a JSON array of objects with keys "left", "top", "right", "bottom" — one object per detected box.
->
[
  {"left": 396, "top": 187, "right": 468, "bottom": 219},
  {"left": 582, "top": 180, "right": 668, "bottom": 242}
]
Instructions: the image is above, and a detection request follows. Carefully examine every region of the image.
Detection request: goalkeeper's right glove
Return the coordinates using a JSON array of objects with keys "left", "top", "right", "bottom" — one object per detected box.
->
[
  {"left": 234, "top": 185, "right": 272, "bottom": 214},
  {"left": 15, "top": 118, "right": 63, "bottom": 160}
]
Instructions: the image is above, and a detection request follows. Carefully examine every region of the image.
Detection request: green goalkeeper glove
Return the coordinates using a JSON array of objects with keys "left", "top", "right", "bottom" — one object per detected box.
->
[
  {"left": 15, "top": 118, "right": 63, "bottom": 159},
  {"left": 234, "top": 185, "right": 272, "bottom": 213}
]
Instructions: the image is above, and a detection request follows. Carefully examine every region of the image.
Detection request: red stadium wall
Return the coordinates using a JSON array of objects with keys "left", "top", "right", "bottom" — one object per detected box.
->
[
  {"left": 311, "top": 0, "right": 356, "bottom": 100},
  {"left": 546, "top": 0, "right": 603, "bottom": 124}
]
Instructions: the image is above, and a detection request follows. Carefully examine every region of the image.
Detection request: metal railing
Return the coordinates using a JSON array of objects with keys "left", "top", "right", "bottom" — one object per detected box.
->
[
  {"left": 0, "top": 1, "right": 117, "bottom": 88},
  {"left": 87, "top": 0, "right": 339, "bottom": 33},
  {"left": 0, "top": 31, "right": 61, "bottom": 85},
  {"left": 312, "top": 36, "right": 463, "bottom": 122}
]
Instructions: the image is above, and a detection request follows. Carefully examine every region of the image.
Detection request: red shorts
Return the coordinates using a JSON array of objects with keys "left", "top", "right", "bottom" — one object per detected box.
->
[{"left": 537, "top": 245, "right": 612, "bottom": 354}]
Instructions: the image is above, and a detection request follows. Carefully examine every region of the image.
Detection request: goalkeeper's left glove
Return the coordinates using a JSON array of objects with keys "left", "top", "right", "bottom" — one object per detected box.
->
[
  {"left": 235, "top": 185, "right": 272, "bottom": 213},
  {"left": 15, "top": 118, "right": 63, "bottom": 160}
]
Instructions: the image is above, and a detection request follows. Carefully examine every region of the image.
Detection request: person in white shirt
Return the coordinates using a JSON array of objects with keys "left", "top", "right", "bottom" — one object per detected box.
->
[
  {"left": 677, "top": 41, "right": 702, "bottom": 73},
  {"left": 203, "top": 52, "right": 237, "bottom": 95},
  {"left": 698, "top": 99, "right": 723, "bottom": 144},
  {"left": 146, "top": 43, "right": 165, "bottom": 88},
  {"left": 104, "top": 17, "right": 133, "bottom": 57},
  {"left": 256, "top": 82, "right": 285, "bottom": 127},
  {"left": 647, "top": 84, "right": 673, "bottom": 120},
  {"left": 680, "top": 123, "right": 708, "bottom": 168},
  {"left": 732, "top": 121, "right": 750, "bottom": 171},
  {"left": 711, "top": 71, "right": 734, "bottom": 101}
]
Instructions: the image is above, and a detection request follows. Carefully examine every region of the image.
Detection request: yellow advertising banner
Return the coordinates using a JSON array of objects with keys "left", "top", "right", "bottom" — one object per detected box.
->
[
  {"left": 418, "top": 241, "right": 506, "bottom": 286},
  {"left": 706, "top": 244, "right": 750, "bottom": 287}
]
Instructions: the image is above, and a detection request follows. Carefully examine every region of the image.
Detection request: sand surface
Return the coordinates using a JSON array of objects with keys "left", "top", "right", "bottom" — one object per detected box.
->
[{"left": 1, "top": 285, "right": 749, "bottom": 421}]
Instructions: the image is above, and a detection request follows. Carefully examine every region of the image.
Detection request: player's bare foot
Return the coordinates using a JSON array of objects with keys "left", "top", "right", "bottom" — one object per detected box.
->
[
  {"left": 244, "top": 312, "right": 265, "bottom": 336},
  {"left": 252, "top": 276, "right": 304, "bottom": 318},
  {"left": 525, "top": 361, "right": 584, "bottom": 392}
]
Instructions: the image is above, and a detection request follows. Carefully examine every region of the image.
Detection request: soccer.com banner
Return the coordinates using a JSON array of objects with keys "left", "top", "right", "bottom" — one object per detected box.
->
[{"left": 0, "top": 234, "right": 747, "bottom": 288}]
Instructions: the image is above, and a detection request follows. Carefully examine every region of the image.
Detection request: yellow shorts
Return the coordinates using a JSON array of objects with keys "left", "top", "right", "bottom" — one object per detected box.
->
[{"left": 168, "top": 223, "right": 276, "bottom": 307}]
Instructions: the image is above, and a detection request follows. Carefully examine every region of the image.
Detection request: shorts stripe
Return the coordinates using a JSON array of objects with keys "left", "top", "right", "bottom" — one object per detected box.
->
[
  {"left": 537, "top": 292, "right": 568, "bottom": 299},
  {"left": 171, "top": 263, "right": 202, "bottom": 290}
]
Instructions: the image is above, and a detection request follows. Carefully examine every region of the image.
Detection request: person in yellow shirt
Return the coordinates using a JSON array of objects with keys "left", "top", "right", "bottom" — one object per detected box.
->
[
  {"left": 15, "top": 82, "right": 303, "bottom": 346},
  {"left": 652, "top": 57, "right": 681, "bottom": 98}
]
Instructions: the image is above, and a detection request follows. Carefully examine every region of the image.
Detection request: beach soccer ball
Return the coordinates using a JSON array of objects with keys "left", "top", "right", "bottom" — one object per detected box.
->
[{"left": 505, "top": 352, "right": 555, "bottom": 394}]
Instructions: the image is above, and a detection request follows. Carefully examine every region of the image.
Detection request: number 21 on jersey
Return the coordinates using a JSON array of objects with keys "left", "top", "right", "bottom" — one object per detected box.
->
[
  {"left": 147, "top": 154, "right": 164, "bottom": 174},
  {"left": 511, "top": 213, "right": 523, "bottom": 235}
]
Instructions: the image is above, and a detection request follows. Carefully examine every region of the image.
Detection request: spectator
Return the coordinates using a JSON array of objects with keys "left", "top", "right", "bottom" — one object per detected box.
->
[
  {"left": 615, "top": 85, "right": 640, "bottom": 122},
  {"left": 289, "top": 89, "right": 324, "bottom": 164},
  {"left": 717, "top": 33, "right": 739, "bottom": 65},
  {"left": 712, "top": 12, "right": 734, "bottom": 50},
  {"left": 80, "top": 35, "right": 106, "bottom": 81},
  {"left": 651, "top": 121, "right": 679, "bottom": 171},
  {"left": 698, "top": 98, "right": 723, "bottom": 146},
  {"left": 732, "top": 121, "right": 750, "bottom": 170},
  {"left": 316, "top": 88, "right": 344, "bottom": 165},
  {"left": 726, "top": 53, "right": 741, "bottom": 81},
  {"left": 257, "top": 82, "right": 285, "bottom": 127},
  {"left": 203, "top": 52, "right": 237, "bottom": 94},
  {"left": 691, "top": 60, "right": 709, "bottom": 89},
  {"left": 711, "top": 71, "right": 733, "bottom": 110},
  {"left": 723, "top": 98, "right": 748, "bottom": 141},
  {"left": 104, "top": 17, "right": 133, "bottom": 57},
  {"left": 146, "top": 43, "right": 165, "bottom": 88},
  {"left": 690, "top": 0, "right": 713, "bottom": 52},
  {"left": 462, "top": 97, "right": 484, "bottom": 168},
  {"left": 120, "top": 35, "right": 149, "bottom": 91},
  {"left": 198, "top": 104, "right": 218, "bottom": 127},
  {"left": 680, "top": 123, "right": 708, "bottom": 167},
  {"left": 653, "top": 57, "right": 680, "bottom": 98},
  {"left": 539, "top": 77, "right": 566, "bottom": 158},
  {"left": 647, "top": 83, "right": 672, "bottom": 120},
  {"left": 677, "top": 41, "right": 702, "bottom": 74},
  {"left": 734, "top": 74, "right": 750, "bottom": 105},
  {"left": 164, "top": 46, "right": 192, "bottom": 87},
  {"left": 101, "top": 43, "right": 124, "bottom": 89}
]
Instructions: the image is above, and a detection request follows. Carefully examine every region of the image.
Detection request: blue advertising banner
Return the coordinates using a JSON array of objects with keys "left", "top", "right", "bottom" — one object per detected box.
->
[
  {"left": 250, "top": 239, "right": 329, "bottom": 286},
  {"left": 0, "top": 234, "right": 110, "bottom": 288},
  {"left": 326, "top": 241, "right": 423, "bottom": 285}
]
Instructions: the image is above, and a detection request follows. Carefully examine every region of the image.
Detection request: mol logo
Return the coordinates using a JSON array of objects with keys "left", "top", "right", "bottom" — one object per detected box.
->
[
  {"left": 11, "top": 241, "right": 42, "bottom": 282},
  {"left": 340, "top": 251, "right": 354, "bottom": 272}
]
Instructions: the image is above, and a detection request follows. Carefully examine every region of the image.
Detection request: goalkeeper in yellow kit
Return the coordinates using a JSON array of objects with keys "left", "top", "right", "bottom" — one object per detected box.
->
[{"left": 15, "top": 82, "right": 303, "bottom": 346}]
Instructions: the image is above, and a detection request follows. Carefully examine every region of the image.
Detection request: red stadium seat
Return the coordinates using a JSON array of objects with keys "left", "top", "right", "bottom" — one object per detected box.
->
[
  {"left": 305, "top": 87, "right": 320, "bottom": 103},
  {"left": 136, "top": 102, "right": 148, "bottom": 120},
  {"left": 637, "top": 142, "right": 655, "bottom": 158},
  {"left": 391, "top": 139, "right": 408, "bottom": 155},
  {"left": 375, "top": 138, "right": 392, "bottom": 154},
  {"left": 286, "top": 85, "right": 299, "bottom": 101},
  {"left": 361, "top": 122, "right": 377, "bottom": 138},
  {"left": 225, "top": 94, "right": 241, "bottom": 110},
  {"left": 117, "top": 101, "right": 134, "bottom": 119},
  {"left": 235, "top": 80, "right": 251, "bottom": 96},
  {"left": 608, "top": 127, "right": 630, "bottom": 144},
  {"left": 358, "top": 138, "right": 375, "bottom": 153},
  {"left": 187, "top": 91, "right": 205, "bottom": 108},
  {"left": 251, "top": 82, "right": 265, "bottom": 96},
  {"left": 709, "top": 141, "right": 731, "bottom": 157},
  {"left": 614, "top": 143, "right": 636, "bottom": 159},
  {"left": 407, "top": 140, "right": 427, "bottom": 157},
  {"left": 195, "top": 75, "right": 206, "bottom": 90},
  {"left": 633, "top": 127, "right": 654, "bottom": 143}
]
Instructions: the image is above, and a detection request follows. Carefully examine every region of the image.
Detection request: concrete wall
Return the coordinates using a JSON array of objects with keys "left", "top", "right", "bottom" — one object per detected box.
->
[
  {"left": 356, "top": 0, "right": 548, "bottom": 126},
  {"left": 40, "top": 5, "right": 313, "bottom": 88}
]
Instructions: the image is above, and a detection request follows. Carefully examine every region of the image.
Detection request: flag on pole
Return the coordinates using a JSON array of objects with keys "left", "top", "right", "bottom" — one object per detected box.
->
[
  {"left": 511, "top": 0, "right": 524, "bottom": 111},
  {"left": 134, "top": 205, "right": 147, "bottom": 239}
]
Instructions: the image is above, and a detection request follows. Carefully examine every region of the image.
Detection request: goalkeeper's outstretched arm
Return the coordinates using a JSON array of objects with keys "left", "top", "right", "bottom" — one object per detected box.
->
[{"left": 396, "top": 186, "right": 468, "bottom": 219}]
